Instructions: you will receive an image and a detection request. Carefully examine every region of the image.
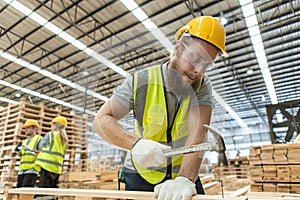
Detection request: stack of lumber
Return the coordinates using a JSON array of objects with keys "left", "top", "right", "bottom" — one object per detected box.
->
[
  {"left": 221, "top": 175, "right": 250, "bottom": 191},
  {"left": 200, "top": 174, "right": 250, "bottom": 195},
  {"left": 212, "top": 156, "right": 250, "bottom": 180},
  {"left": 0, "top": 98, "right": 88, "bottom": 190},
  {"left": 60, "top": 170, "right": 123, "bottom": 190},
  {"left": 249, "top": 143, "right": 300, "bottom": 194}
]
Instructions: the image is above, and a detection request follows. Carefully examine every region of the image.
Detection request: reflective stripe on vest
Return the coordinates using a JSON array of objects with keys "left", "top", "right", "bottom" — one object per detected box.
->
[
  {"left": 19, "top": 135, "right": 42, "bottom": 171},
  {"left": 34, "top": 131, "right": 67, "bottom": 174},
  {"left": 132, "top": 65, "right": 202, "bottom": 184}
]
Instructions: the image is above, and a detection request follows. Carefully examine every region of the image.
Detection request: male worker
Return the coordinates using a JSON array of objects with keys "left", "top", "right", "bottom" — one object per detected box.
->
[
  {"left": 93, "top": 16, "right": 228, "bottom": 200},
  {"left": 15, "top": 119, "right": 42, "bottom": 187}
]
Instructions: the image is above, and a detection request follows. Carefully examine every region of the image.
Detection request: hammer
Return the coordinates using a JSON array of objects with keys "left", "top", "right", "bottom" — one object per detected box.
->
[{"left": 163, "top": 124, "right": 228, "bottom": 166}]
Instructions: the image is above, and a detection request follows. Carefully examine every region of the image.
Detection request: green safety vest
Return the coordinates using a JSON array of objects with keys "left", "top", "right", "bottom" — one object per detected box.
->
[
  {"left": 132, "top": 65, "right": 202, "bottom": 184},
  {"left": 19, "top": 135, "right": 42, "bottom": 171},
  {"left": 34, "top": 131, "right": 67, "bottom": 174}
]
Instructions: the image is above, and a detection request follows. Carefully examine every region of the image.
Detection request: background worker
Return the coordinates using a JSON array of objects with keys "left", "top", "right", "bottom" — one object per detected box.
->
[
  {"left": 15, "top": 119, "right": 43, "bottom": 188},
  {"left": 94, "top": 16, "right": 228, "bottom": 200},
  {"left": 34, "top": 116, "right": 68, "bottom": 189}
]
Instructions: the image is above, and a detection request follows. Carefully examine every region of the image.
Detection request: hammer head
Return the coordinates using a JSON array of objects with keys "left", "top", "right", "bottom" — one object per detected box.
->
[{"left": 203, "top": 124, "right": 228, "bottom": 166}]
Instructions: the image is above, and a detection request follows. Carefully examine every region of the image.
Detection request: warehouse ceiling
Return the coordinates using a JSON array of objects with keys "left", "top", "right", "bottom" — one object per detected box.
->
[{"left": 0, "top": 0, "right": 299, "bottom": 141}]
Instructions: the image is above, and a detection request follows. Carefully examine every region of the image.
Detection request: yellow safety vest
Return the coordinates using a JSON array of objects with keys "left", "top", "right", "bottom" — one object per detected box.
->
[
  {"left": 34, "top": 131, "right": 67, "bottom": 174},
  {"left": 132, "top": 65, "right": 202, "bottom": 184},
  {"left": 19, "top": 135, "right": 42, "bottom": 171}
]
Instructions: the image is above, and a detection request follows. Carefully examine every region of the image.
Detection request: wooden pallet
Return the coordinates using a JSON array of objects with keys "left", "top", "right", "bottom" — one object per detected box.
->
[{"left": 0, "top": 98, "right": 88, "bottom": 188}]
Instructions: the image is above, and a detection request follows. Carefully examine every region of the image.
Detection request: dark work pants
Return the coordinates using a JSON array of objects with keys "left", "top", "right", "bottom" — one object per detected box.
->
[
  {"left": 38, "top": 168, "right": 60, "bottom": 188},
  {"left": 17, "top": 173, "right": 37, "bottom": 188},
  {"left": 35, "top": 168, "right": 60, "bottom": 200},
  {"left": 123, "top": 167, "right": 205, "bottom": 194}
]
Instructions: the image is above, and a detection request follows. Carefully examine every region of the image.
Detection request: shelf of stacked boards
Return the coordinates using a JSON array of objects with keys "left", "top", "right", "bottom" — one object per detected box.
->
[{"left": 249, "top": 144, "right": 300, "bottom": 194}]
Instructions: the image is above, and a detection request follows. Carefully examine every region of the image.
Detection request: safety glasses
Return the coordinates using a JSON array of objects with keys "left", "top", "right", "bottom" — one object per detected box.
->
[{"left": 179, "top": 33, "right": 215, "bottom": 74}]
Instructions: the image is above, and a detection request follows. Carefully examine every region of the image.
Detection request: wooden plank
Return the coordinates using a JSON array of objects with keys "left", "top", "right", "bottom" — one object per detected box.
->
[
  {"left": 244, "top": 191, "right": 300, "bottom": 200},
  {"left": 68, "top": 171, "right": 99, "bottom": 182},
  {"left": 203, "top": 181, "right": 221, "bottom": 195},
  {"left": 18, "top": 194, "right": 34, "bottom": 200},
  {"left": 229, "top": 185, "right": 250, "bottom": 197},
  {"left": 200, "top": 175, "right": 214, "bottom": 184},
  {"left": 8, "top": 188, "right": 300, "bottom": 200},
  {"left": 6, "top": 188, "right": 247, "bottom": 200},
  {"left": 75, "top": 197, "right": 94, "bottom": 200}
]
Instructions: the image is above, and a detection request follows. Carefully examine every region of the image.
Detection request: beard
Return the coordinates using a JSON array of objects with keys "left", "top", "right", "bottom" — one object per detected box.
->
[{"left": 166, "top": 59, "right": 199, "bottom": 99}]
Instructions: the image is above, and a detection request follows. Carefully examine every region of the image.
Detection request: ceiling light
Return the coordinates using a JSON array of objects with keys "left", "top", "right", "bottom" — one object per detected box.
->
[
  {"left": 0, "top": 97, "right": 18, "bottom": 104},
  {"left": 90, "top": 52, "right": 129, "bottom": 77},
  {"left": 58, "top": 31, "right": 76, "bottom": 43},
  {"left": 10, "top": 84, "right": 21, "bottom": 91},
  {"left": 86, "top": 89, "right": 109, "bottom": 101},
  {"left": 247, "top": 69, "right": 253, "bottom": 74},
  {"left": 82, "top": 71, "right": 89, "bottom": 76},
  {"left": 29, "top": 12, "right": 47, "bottom": 25},
  {"left": 0, "top": 50, "right": 109, "bottom": 101},
  {"left": 5, "top": 0, "right": 32, "bottom": 15},
  {"left": 44, "top": 22, "right": 63, "bottom": 34},
  {"left": 146, "top": 22, "right": 174, "bottom": 53},
  {"left": 131, "top": 7, "right": 148, "bottom": 21},
  {"left": 233, "top": 136, "right": 244, "bottom": 140},
  {"left": 0, "top": 50, "right": 17, "bottom": 61},
  {"left": 26, "top": 64, "right": 40, "bottom": 72},
  {"left": 119, "top": 0, "right": 138, "bottom": 11},
  {"left": 39, "top": 69, "right": 53, "bottom": 78},
  {"left": 240, "top": 1, "right": 256, "bottom": 17},
  {"left": 120, "top": 0, "right": 174, "bottom": 52},
  {"left": 220, "top": 17, "right": 228, "bottom": 25},
  {"left": 239, "top": 0, "right": 278, "bottom": 105},
  {"left": 245, "top": 15, "right": 258, "bottom": 28},
  {"left": 0, "top": 80, "right": 10, "bottom": 87},
  {"left": 0, "top": 79, "right": 95, "bottom": 115},
  {"left": 72, "top": 40, "right": 87, "bottom": 50}
]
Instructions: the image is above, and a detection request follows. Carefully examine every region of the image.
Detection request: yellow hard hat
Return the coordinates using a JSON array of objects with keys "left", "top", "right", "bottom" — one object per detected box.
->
[
  {"left": 175, "top": 16, "right": 229, "bottom": 57},
  {"left": 51, "top": 116, "right": 67, "bottom": 127},
  {"left": 23, "top": 119, "right": 39, "bottom": 128}
]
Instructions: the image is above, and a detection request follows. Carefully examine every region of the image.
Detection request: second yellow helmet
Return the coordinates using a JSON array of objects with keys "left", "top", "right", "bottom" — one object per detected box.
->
[{"left": 51, "top": 116, "right": 67, "bottom": 127}]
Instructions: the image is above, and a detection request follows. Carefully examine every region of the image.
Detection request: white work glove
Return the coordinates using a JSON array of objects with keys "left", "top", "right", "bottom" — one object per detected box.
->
[
  {"left": 131, "top": 139, "right": 171, "bottom": 168},
  {"left": 154, "top": 176, "right": 197, "bottom": 200}
]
